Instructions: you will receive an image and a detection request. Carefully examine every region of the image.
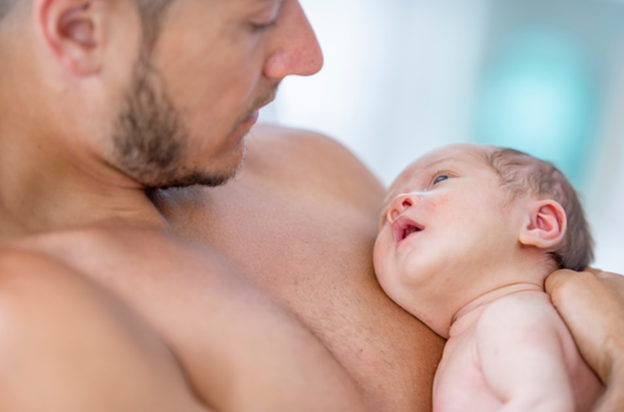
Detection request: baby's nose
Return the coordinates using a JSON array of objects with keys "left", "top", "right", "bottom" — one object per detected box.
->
[{"left": 387, "top": 193, "right": 418, "bottom": 224}]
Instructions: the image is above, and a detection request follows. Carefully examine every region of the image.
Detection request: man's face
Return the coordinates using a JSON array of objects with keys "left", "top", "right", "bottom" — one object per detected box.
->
[
  {"left": 373, "top": 145, "right": 523, "bottom": 318},
  {"left": 114, "top": 0, "right": 322, "bottom": 188}
]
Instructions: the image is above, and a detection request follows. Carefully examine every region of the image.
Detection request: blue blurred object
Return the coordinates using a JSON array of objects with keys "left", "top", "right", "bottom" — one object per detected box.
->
[{"left": 475, "top": 28, "right": 597, "bottom": 188}]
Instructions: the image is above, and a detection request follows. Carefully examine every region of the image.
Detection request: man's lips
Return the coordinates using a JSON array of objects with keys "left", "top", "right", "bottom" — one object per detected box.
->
[{"left": 392, "top": 216, "right": 424, "bottom": 246}]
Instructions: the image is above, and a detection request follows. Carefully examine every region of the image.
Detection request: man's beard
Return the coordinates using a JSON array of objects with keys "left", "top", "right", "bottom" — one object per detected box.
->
[{"left": 113, "top": 51, "right": 241, "bottom": 190}]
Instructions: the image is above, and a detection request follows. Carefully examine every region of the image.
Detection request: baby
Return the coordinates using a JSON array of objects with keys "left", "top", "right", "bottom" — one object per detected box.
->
[{"left": 374, "top": 144, "right": 603, "bottom": 412}]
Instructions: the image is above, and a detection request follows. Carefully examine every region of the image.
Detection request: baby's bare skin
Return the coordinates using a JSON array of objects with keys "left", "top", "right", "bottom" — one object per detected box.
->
[
  {"left": 435, "top": 287, "right": 601, "bottom": 412},
  {"left": 375, "top": 144, "right": 604, "bottom": 411},
  {"left": 0, "top": 0, "right": 622, "bottom": 408}
]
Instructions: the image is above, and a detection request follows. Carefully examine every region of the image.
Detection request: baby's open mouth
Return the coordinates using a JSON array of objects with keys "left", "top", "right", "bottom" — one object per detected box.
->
[{"left": 393, "top": 217, "right": 424, "bottom": 245}]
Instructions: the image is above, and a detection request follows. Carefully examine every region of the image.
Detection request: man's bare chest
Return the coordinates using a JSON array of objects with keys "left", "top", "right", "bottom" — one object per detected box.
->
[
  {"left": 11, "top": 226, "right": 379, "bottom": 411},
  {"left": 13, "top": 227, "right": 265, "bottom": 406},
  {"left": 158, "top": 185, "right": 445, "bottom": 410}
]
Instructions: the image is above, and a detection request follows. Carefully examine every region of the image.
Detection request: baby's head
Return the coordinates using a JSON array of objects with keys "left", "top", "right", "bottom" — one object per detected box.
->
[{"left": 373, "top": 143, "right": 592, "bottom": 337}]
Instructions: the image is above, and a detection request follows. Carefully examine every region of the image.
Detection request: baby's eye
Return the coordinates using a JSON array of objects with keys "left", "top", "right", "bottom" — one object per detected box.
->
[{"left": 433, "top": 175, "right": 450, "bottom": 185}]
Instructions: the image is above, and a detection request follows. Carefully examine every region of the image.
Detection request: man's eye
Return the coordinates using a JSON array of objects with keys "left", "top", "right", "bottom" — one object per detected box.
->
[
  {"left": 250, "top": 20, "right": 277, "bottom": 32},
  {"left": 433, "top": 175, "right": 450, "bottom": 185}
]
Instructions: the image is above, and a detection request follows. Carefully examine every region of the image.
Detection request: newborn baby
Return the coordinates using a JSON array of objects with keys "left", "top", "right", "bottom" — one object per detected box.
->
[{"left": 374, "top": 144, "right": 603, "bottom": 411}]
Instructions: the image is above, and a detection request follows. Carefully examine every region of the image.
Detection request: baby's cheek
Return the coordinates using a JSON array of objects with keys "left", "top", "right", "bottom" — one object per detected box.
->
[
  {"left": 373, "top": 239, "right": 397, "bottom": 292},
  {"left": 372, "top": 236, "right": 388, "bottom": 277},
  {"left": 429, "top": 195, "right": 465, "bottom": 225},
  {"left": 427, "top": 192, "right": 454, "bottom": 212}
]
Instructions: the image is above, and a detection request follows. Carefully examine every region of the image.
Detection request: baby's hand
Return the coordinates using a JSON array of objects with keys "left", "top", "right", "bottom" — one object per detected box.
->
[{"left": 546, "top": 268, "right": 624, "bottom": 412}]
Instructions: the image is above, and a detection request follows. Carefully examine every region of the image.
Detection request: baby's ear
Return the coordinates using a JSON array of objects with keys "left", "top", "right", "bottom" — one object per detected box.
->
[{"left": 518, "top": 199, "right": 566, "bottom": 249}]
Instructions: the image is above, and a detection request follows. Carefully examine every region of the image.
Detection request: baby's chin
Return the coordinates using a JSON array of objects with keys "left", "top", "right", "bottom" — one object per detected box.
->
[
  {"left": 384, "top": 283, "right": 450, "bottom": 335},
  {"left": 377, "top": 268, "right": 437, "bottom": 306}
]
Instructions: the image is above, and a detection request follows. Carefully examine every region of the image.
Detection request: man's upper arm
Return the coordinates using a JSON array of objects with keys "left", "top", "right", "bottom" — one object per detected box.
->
[
  {"left": 0, "top": 249, "right": 208, "bottom": 412},
  {"left": 476, "top": 297, "right": 575, "bottom": 412}
]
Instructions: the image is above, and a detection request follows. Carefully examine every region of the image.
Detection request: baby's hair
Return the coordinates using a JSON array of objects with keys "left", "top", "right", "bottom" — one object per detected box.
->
[{"left": 483, "top": 148, "right": 593, "bottom": 271}]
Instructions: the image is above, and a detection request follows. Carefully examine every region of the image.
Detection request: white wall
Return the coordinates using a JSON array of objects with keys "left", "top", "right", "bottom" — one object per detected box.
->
[{"left": 260, "top": 0, "right": 624, "bottom": 274}]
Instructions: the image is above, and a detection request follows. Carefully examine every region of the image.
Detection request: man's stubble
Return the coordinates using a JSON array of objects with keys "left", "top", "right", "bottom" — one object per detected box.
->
[{"left": 113, "top": 48, "right": 242, "bottom": 190}]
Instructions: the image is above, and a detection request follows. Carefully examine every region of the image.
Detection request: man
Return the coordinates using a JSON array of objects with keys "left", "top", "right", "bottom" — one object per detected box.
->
[
  {"left": 0, "top": 0, "right": 621, "bottom": 411},
  {"left": 0, "top": 0, "right": 366, "bottom": 410}
]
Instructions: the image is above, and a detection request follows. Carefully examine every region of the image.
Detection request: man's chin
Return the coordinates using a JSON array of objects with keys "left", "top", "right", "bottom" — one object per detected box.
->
[
  {"left": 159, "top": 141, "right": 246, "bottom": 190},
  {"left": 151, "top": 169, "right": 238, "bottom": 190}
]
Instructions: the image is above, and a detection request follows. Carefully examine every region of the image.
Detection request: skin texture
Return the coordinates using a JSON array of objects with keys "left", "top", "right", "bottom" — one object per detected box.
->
[
  {"left": 374, "top": 145, "right": 602, "bottom": 411},
  {"left": 436, "top": 288, "right": 602, "bottom": 412},
  {"left": 0, "top": 249, "right": 209, "bottom": 412},
  {"left": 12, "top": 224, "right": 369, "bottom": 412},
  {"left": 374, "top": 144, "right": 564, "bottom": 337},
  {"left": 546, "top": 268, "right": 624, "bottom": 412},
  {"left": 0, "top": 0, "right": 621, "bottom": 410},
  {"left": 155, "top": 125, "right": 445, "bottom": 411},
  {"left": 0, "top": 0, "right": 370, "bottom": 410}
]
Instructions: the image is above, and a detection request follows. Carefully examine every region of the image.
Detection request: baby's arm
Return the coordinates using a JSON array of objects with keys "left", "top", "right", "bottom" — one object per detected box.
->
[{"left": 477, "top": 295, "right": 575, "bottom": 412}]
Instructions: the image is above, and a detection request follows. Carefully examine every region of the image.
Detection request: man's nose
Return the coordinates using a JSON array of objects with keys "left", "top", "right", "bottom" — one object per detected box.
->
[
  {"left": 387, "top": 193, "right": 419, "bottom": 224},
  {"left": 263, "top": 0, "right": 324, "bottom": 80}
]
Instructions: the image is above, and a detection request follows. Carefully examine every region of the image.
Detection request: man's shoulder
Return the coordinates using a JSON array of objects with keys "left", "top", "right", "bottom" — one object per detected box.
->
[
  {"left": 247, "top": 123, "right": 373, "bottom": 176},
  {"left": 245, "top": 124, "right": 385, "bottom": 212},
  {"left": 0, "top": 247, "right": 102, "bottom": 359},
  {"left": 0, "top": 246, "right": 205, "bottom": 411},
  {"left": 0, "top": 245, "right": 114, "bottom": 324},
  {"left": 0, "top": 227, "right": 196, "bottom": 314},
  {"left": 12, "top": 223, "right": 200, "bottom": 267},
  {"left": 0, "top": 246, "right": 77, "bottom": 289},
  {"left": 250, "top": 123, "right": 356, "bottom": 156}
]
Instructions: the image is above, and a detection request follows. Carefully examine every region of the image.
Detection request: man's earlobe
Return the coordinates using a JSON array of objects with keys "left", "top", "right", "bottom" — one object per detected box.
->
[
  {"left": 518, "top": 200, "right": 567, "bottom": 249},
  {"left": 36, "top": 0, "right": 102, "bottom": 75}
]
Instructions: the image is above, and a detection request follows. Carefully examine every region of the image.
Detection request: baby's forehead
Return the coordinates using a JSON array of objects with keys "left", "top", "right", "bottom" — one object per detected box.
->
[{"left": 387, "top": 144, "right": 492, "bottom": 193}]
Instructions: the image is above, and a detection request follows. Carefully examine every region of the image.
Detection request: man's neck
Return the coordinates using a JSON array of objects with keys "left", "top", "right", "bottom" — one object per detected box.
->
[{"left": 0, "top": 131, "right": 168, "bottom": 237}]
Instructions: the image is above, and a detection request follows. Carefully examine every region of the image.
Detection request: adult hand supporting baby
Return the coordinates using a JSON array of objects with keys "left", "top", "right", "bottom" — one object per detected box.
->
[{"left": 546, "top": 268, "right": 624, "bottom": 412}]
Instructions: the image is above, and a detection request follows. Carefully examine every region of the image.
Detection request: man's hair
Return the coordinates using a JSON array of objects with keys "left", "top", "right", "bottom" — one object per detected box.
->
[
  {"left": 133, "top": 0, "right": 175, "bottom": 50},
  {"left": 0, "top": 0, "right": 173, "bottom": 41},
  {"left": 0, "top": 0, "right": 17, "bottom": 18},
  {"left": 483, "top": 148, "right": 593, "bottom": 272}
]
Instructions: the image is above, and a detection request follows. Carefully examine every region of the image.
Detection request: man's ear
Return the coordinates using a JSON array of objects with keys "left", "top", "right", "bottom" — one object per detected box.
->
[
  {"left": 36, "top": 0, "right": 104, "bottom": 75},
  {"left": 518, "top": 199, "right": 567, "bottom": 249}
]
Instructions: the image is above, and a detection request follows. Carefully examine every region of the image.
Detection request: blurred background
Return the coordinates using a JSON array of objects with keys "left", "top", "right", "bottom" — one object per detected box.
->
[{"left": 259, "top": 0, "right": 624, "bottom": 274}]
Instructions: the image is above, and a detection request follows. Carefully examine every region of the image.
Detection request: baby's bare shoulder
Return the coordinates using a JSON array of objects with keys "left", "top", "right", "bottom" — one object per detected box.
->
[{"left": 477, "top": 291, "right": 564, "bottom": 338}]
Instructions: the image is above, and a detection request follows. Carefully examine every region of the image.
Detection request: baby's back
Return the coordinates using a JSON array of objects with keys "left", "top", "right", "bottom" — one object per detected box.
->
[{"left": 433, "top": 291, "right": 602, "bottom": 412}]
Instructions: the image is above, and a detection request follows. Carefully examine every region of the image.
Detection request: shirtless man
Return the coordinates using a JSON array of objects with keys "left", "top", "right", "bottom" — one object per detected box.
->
[{"left": 0, "top": 0, "right": 622, "bottom": 411}]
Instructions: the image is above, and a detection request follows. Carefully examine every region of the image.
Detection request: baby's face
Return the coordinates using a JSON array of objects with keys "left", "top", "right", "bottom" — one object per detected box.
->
[{"left": 374, "top": 144, "right": 525, "bottom": 318}]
